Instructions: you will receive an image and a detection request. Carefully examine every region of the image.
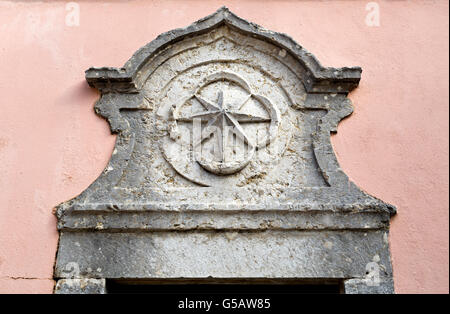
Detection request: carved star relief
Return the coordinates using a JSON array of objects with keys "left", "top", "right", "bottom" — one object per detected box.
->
[
  {"left": 176, "top": 90, "right": 271, "bottom": 162},
  {"left": 165, "top": 71, "right": 281, "bottom": 177}
]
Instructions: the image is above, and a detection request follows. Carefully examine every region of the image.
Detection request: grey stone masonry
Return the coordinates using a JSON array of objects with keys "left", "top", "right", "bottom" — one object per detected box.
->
[
  {"left": 54, "top": 279, "right": 106, "bottom": 294},
  {"left": 54, "top": 7, "right": 396, "bottom": 294}
]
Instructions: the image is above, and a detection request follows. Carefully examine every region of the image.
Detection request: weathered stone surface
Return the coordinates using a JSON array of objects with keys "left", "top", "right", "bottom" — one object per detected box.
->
[
  {"left": 54, "top": 279, "right": 106, "bottom": 294},
  {"left": 57, "top": 209, "right": 391, "bottom": 232},
  {"left": 55, "top": 230, "right": 392, "bottom": 280},
  {"left": 54, "top": 7, "right": 395, "bottom": 294},
  {"left": 344, "top": 278, "right": 395, "bottom": 294}
]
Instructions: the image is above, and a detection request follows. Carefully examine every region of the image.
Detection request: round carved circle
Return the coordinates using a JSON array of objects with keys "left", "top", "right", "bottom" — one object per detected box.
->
[
  {"left": 158, "top": 62, "right": 293, "bottom": 187},
  {"left": 147, "top": 31, "right": 299, "bottom": 187},
  {"left": 171, "top": 72, "right": 280, "bottom": 175}
]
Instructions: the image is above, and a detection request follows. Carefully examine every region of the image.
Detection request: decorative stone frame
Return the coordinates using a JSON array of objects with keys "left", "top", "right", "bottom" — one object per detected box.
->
[{"left": 54, "top": 7, "right": 396, "bottom": 294}]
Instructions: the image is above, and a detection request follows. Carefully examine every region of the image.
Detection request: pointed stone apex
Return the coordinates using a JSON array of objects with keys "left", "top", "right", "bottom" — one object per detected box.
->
[{"left": 216, "top": 6, "right": 231, "bottom": 14}]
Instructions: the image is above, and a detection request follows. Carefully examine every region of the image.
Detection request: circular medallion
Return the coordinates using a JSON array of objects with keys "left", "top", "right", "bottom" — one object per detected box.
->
[
  {"left": 158, "top": 62, "right": 293, "bottom": 187},
  {"left": 171, "top": 72, "right": 280, "bottom": 175}
]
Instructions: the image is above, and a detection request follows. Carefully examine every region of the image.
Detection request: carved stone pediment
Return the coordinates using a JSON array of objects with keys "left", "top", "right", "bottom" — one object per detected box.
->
[{"left": 54, "top": 7, "right": 395, "bottom": 294}]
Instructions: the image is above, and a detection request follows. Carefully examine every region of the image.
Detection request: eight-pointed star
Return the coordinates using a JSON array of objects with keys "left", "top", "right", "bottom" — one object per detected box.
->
[{"left": 177, "top": 90, "right": 271, "bottom": 162}]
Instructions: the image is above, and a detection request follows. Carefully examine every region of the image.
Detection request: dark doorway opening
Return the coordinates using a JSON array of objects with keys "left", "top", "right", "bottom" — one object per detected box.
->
[{"left": 106, "top": 278, "right": 342, "bottom": 294}]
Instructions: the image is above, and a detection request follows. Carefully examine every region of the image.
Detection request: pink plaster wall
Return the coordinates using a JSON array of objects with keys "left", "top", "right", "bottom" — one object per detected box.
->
[{"left": 0, "top": 0, "right": 448, "bottom": 294}]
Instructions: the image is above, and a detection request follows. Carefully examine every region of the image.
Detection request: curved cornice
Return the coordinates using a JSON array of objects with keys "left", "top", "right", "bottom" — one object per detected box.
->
[{"left": 85, "top": 6, "right": 361, "bottom": 94}]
